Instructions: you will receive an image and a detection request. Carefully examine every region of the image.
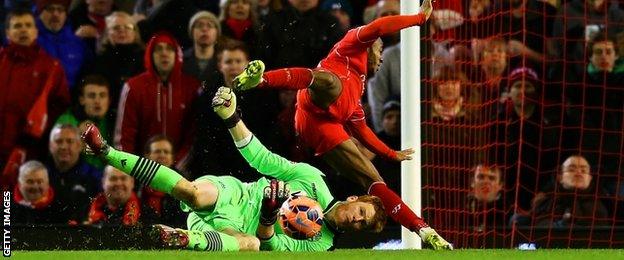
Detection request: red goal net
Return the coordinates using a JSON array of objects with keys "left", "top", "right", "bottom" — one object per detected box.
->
[{"left": 419, "top": 0, "right": 624, "bottom": 248}]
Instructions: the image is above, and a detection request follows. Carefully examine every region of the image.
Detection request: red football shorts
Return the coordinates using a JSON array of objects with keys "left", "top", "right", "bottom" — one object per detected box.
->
[{"left": 294, "top": 107, "right": 349, "bottom": 156}]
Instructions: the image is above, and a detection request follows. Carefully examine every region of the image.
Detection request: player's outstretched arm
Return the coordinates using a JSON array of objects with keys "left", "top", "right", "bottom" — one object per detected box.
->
[
  {"left": 358, "top": 0, "right": 433, "bottom": 42},
  {"left": 212, "top": 87, "right": 317, "bottom": 182},
  {"left": 345, "top": 109, "right": 413, "bottom": 162}
]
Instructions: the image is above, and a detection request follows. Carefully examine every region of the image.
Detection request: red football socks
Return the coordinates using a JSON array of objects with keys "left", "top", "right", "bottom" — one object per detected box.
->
[
  {"left": 259, "top": 68, "right": 313, "bottom": 90},
  {"left": 368, "top": 182, "right": 429, "bottom": 231}
]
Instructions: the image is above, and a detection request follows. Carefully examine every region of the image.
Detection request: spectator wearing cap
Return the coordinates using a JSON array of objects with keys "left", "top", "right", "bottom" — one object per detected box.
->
[
  {"left": 36, "top": 0, "right": 92, "bottom": 90},
  {"left": 321, "top": 0, "right": 354, "bottom": 31},
  {"left": 257, "top": 0, "right": 345, "bottom": 69},
  {"left": 497, "top": 67, "right": 561, "bottom": 211},
  {"left": 220, "top": 0, "right": 261, "bottom": 55},
  {"left": 12, "top": 160, "right": 69, "bottom": 224},
  {"left": 183, "top": 11, "right": 221, "bottom": 86},
  {"left": 91, "top": 11, "right": 144, "bottom": 110},
  {"left": 564, "top": 31, "right": 624, "bottom": 194},
  {"left": 115, "top": 32, "right": 200, "bottom": 166}
]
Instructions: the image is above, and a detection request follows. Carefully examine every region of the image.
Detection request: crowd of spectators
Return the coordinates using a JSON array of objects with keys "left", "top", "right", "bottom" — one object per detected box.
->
[{"left": 1, "top": 0, "right": 623, "bottom": 247}]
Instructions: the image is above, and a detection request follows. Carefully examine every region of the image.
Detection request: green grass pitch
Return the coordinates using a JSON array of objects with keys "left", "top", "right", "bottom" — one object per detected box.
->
[{"left": 9, "top": 249, "right": 624, "bottom": 260}]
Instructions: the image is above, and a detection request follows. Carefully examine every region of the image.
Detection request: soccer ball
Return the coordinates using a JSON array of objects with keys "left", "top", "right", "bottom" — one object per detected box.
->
[{"left": 278, "top": 195, "right": 324, "bottom": 240}]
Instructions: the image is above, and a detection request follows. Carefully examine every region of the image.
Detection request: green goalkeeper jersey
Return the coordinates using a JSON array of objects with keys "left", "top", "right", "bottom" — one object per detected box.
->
[{"left": 184, "top": 135, "right": 338, "bottom": 251}]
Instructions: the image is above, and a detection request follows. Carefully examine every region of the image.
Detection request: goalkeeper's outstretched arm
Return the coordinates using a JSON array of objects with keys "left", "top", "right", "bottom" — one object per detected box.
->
[{"left": 212, "top": 87, "right": 320, "bottom": 182}]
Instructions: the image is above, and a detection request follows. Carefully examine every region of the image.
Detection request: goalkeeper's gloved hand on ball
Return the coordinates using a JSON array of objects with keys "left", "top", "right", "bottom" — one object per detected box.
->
[
  {"left": 260, "top": 179, "right": 290, "bottom": 226},
  {"left": 212, "top": 86, "right": 241, "bottom": 128}
]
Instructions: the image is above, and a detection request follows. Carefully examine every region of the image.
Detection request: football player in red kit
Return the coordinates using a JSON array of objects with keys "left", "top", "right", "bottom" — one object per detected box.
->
[{"left": 234, "top": 0, "right": 451, "bottom": 250}]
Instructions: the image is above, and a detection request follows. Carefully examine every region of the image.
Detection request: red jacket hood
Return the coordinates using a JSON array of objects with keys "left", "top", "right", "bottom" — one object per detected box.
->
[{"left": 144, "top": 31, "right": 184, "bottom": 84}]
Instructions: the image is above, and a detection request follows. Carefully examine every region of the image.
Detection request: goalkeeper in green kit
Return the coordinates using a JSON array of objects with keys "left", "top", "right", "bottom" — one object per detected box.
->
[{"left": 81, "top": 87, "right": 387, "bottom": 252}]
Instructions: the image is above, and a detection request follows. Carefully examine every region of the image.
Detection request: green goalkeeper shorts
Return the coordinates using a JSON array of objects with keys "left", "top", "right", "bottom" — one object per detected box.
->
[{"left": 181, "top": 175, "right": 262, "bottom": 233}]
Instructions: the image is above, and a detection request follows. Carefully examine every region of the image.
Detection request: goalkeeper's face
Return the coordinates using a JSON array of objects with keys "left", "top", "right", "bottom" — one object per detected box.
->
[{"left": 333, "top": 196, "right": 376, "bottom": 232}]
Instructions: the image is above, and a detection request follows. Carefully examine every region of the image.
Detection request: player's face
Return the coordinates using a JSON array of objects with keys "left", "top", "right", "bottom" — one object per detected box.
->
[
  {"left": 334, "top": 197, "right": 376, "bottom": 232},
  {"left": 367, "top": 39, "right": 383, "bottom": 75},
  {"left": 80, "top": 84, "right": 110, "bottom": 119},
  {"left": 192, "top": 18, "right": 218, "bottom": 47},
  {"left": 560, "top": 156, "right": 592, "bottom": 190},
  {"left": 103, "top": 168, "right": 134, "bottom": 205},
  {"left": 106, "top": 15, "right": 136, "bottom": 45},
  {"left": 153, "top": 42, "right": 176, "bottom": 75},
  {"left": 472, "top": 166, "right": 502, "bottom": 203},
  {"left": 437, "top": 80, "right": 461, "bottom": 101},
  {"left": 228, "top": 0, "right": 252, "bottom": 20},
  {"left": 590, "top": 41, "right": 617, "bottom": 72},
  {"left": 49, "top": 128, "right": 82, "bottom": 168},
  {"left": 218, "top": 49, "right": 249, "bottom": 80},
  {"left": 18, "top": 169, "right": 49, "bottom": 203},
  {"left": 6, "top": 14, "right": 38, "bottom": 46},
  {"left": 39, "top": 4, "right": 67, "bottom": 33},
  {"left": 146, "top": 140, "right": 174, "bottom": 167}
]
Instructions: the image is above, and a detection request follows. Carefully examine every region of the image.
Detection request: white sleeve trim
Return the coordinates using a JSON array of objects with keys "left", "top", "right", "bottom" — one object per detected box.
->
[{"left": 235, "top": 133, "right": 254, "bottom": 148}]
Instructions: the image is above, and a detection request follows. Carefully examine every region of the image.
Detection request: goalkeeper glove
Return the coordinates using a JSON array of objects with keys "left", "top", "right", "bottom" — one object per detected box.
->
[
  {"left": 260, "top": 179, "right": 289, "bottom": 226},
  {"left": 212, "top": 86, "right": 241, "bottom": 128}
]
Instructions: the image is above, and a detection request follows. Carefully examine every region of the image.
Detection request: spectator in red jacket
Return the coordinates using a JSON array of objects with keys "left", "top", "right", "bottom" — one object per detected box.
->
[
  {"left": 0, "top": 9, "right": 70, "bottom": 190},
  {"left": 114, "top": 31, "right": 200, "bottom": 165},
  {"left": 87, "top": 165, "right": 155, "bottom": 226},
  {"left": 12, "top": 160, "right": 68, "bottom": 224}
]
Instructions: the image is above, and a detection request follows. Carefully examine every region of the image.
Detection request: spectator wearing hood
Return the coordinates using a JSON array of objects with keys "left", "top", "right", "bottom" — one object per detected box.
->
[{"left": 115, "top": 32, "right": 200, "bottom": 166}]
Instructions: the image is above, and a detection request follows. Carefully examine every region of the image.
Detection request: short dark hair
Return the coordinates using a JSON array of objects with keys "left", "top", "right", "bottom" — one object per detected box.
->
[
  {"left": 216, "top": 39, "right": 250, "bottom": 63},
  {"left": 588, "top": 30, "right": 617, "bottom": 56},
  {"left": 5, "top": 9, "right": 34, "bottom": 30},
  {"left": 143, "top": 135, "right": 174, "bottom": 155},
  {"left": 78, "top": 74, "right": 110, "bottom": 97},
  {"left": 357, "top": 195, "right": 387, "bottom": 233}
]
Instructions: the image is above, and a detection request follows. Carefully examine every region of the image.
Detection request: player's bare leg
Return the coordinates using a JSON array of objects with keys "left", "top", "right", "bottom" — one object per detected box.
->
[
  {"left": 233, "top": 61, "right": 342, "bottom": 109},
  {"left": 323, "top": 140, "right": 453, "bottom": 250},
  {"left": 322, "top": 139, "right": 383, "bottom": 187}
]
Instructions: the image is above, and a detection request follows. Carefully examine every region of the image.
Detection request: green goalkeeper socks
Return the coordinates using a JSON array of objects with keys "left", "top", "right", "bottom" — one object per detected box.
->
[
  {"left": 105, "top": 148, "right": 183, "bottom": 194},
  {"left": 186, "top": 230, "right": 240, "bottom": 251}
]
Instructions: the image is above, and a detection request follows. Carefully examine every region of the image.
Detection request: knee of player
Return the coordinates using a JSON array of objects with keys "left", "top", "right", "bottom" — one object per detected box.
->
[{"left": 237, "top": 236, "right": 260, "bottom": 251}]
